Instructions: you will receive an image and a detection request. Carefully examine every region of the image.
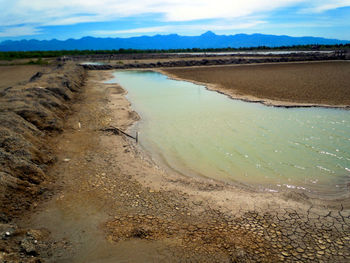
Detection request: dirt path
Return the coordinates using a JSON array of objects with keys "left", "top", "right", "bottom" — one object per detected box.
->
[{"left": 22, "top": 70, "right": 350, "bottom": 262}]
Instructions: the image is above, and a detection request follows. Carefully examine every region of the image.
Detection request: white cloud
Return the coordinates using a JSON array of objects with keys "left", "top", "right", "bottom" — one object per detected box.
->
[
  {"left": 95, "top": 26, "right": 172, "bottom": 35},
  {"left": 0, "top": 26, "right": 41, "bottom": 37},
  {"left": 195, "top": 21, "right": 267, "bottom": 31},
  {"left": 156, "top": 0, "right": 302, "bottom": 21},
  {"left": 93, "top": 21, "right": 266, "bottom": 36},
  {"left": 1, "top": 0, "right": 348, "bottom": 27},
  {"left": 301, "top": 0, "right": 350, "bottom": 13}
]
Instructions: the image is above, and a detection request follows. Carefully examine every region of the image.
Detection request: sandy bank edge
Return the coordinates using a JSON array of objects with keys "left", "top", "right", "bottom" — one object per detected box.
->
[
  {"left": 155, "top": 63, "right": 350, "bottom": 109},
  {"left": 106, "top": 69, "right": 350, "bottom": 207}
]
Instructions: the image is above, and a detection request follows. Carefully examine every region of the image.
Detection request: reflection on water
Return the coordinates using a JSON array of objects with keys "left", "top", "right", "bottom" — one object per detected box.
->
[
  {"left": 80, "top": 61, "right": 105, "bottom": 65},
  {"left": 107, "top": 71, "right": 350, "bottom": 199}
]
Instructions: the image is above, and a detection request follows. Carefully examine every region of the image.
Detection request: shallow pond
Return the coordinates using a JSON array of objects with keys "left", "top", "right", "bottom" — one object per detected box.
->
[{"left": 107, "top": 70, "right": 350, "bottom": 199}]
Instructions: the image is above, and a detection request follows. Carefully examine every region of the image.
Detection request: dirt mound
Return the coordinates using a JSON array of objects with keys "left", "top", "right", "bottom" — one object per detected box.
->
[
  {"left": 82, "top": 52, "right": 347, "bottom": 70},
  {"left": 0, "top": 62, "right": 86, "bottom": 221}
]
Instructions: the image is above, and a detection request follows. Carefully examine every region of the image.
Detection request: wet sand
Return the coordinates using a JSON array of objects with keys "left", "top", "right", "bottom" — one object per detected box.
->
[
  {"left": 162, "top": 61, "right": 350, "bottom": 108},
  {"left": 21, "top": 70, "right": 350, "bottom": 262}
]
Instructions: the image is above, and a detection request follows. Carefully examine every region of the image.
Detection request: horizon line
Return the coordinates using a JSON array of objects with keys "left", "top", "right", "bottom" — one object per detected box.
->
[{"left": 1, "top": 31, "right": 350, "bottom": 43}]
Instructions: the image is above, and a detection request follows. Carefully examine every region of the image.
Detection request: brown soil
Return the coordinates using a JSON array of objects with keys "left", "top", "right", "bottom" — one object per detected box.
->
[
  {"left": 0, "top": 62, "right": 86, "bottom": 262},
  {"left": 163, "top": 61, "right": 350, "bottom": 107},
  {"left": 0, "top": 65, "right": 52, "bottom": 89}
]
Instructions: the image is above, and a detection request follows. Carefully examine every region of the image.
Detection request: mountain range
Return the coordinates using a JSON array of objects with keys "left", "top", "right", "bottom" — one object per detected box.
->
[{"left": 0, "top": 31, "right": 349, "bottom": 51}]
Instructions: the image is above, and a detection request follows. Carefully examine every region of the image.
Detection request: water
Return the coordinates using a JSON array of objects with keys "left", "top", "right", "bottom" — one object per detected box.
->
[
  {"left": 80, "top": 61, "right": 105, "bottom": 65},
  {"left": 107, "top": 71, "right": 350, "bottom": 199}
]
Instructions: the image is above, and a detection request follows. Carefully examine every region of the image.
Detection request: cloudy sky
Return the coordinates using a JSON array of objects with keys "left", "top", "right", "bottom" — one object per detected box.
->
[{"left": 0, "top": 0, "right": 350, "bottom": 41}]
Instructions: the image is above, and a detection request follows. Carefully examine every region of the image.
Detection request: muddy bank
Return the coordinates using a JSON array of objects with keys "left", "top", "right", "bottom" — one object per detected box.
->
[
  {"left": 0, "top": 62, "right": 86, "bottom": 261},
  {"left": 81, "top": 52, "right": 347, "bottom": 70},
  {"left": 59, "top": 50, "right": 348, "bottom": 63},
  {"left": 18, "top": 70, "right": 350, "bottom": 262},
  {"left": 162, "top": 61, "right": 350, "bottom": 108}
]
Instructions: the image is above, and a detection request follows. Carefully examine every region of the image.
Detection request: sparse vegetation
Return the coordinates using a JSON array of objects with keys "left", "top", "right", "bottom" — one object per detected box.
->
[{"left": 27, "top": 57, "right": 49, "bottom": 65}]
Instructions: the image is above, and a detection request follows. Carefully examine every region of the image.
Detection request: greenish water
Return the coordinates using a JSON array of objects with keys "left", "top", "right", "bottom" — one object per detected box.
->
[{"left": 107, "top": 70, "right": 350, "bottom": 199}]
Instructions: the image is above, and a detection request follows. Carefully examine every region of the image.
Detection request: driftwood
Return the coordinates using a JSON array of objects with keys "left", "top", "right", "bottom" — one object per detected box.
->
[{"left": 100, "top": 126, "right": 138, "bottom": 142}]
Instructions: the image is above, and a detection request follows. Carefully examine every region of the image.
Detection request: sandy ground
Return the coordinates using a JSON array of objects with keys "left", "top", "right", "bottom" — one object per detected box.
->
[
  {"left": 0, "top": 65, "right": 51, "bottom": 89},
  {"left": 162, "top": 61, "right": 350, "bottom": 108},
  {"left": 19, "top": 70, "right": 350, "bottom": 262}
]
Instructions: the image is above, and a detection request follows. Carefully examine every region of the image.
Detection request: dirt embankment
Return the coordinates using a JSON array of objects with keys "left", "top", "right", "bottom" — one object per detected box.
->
[
  {"left": 80, "top": 52, "right": 347, "bottom": 70},
  {"left": 59, "top": 50, "right": 349, "bottom": 63},
  {"left": 0, "top": 62, "right": 86, "bottom": 261},
  {"left": 163, "top": 61, "right": 350, "bottom": 108}
]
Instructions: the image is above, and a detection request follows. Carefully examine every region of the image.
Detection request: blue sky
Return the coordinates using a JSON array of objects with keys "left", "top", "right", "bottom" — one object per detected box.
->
[{"left": 0, "top": 0, "right": 350, "bottom": 41}]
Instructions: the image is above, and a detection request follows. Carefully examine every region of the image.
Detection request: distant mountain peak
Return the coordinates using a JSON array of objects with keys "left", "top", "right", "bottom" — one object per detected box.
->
[{"left": 201, "top": 31, "right": 216, "bottom": 37}]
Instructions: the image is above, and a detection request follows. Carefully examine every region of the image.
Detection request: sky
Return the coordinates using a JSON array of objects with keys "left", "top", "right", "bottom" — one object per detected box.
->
[{"left": 0, "top": 0, "right": 350, "bottom": 42}]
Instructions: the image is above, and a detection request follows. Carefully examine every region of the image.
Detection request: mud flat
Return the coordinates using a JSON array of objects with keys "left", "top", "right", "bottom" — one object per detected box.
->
[
  {"left": 162, "top": 61, "right": 350, "bottom": 108},
  {"left": 1, "top": 65, "right": 349, "bottom": 262},
  {"left": 80, "top": 51, "right": 347, "bottom": 71}
]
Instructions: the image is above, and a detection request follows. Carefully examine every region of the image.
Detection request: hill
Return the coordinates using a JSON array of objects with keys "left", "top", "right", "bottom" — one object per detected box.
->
[{"left": 0, "top": 31, "right": 349, "bottom": 51}]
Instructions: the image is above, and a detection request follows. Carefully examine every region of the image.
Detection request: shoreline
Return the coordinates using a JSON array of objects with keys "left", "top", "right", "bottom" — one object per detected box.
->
[
  {"left": 159, "top": 61, "right": 350, "bottom": 109},
  {"left": 158, "top": 69, "right": 350, "bottom": 110},
  {"left": 14, "top": 68, "right": 350, "bottom": 262},
  {"left": 162, "top": 69, "right": 350, "bottom": 109},
  {"left": 112, "top": 68, "right": 350, "bottom": 204},
  {"left": 101, "top": 71, "right": 350, "bottom": 211}
]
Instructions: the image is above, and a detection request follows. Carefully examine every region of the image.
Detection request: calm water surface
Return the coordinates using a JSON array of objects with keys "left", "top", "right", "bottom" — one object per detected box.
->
[
  {"left": 80, "top": 61, "right": 105, "bottom": 65},
  {"left": 107, "top": 71, "right": 350, "bottom": 199}
]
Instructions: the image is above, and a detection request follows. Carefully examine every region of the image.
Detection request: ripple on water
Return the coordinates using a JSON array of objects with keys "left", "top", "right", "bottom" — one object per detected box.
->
[{"left": 108, "top": 71, "right": 350, "bottom": 200}]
